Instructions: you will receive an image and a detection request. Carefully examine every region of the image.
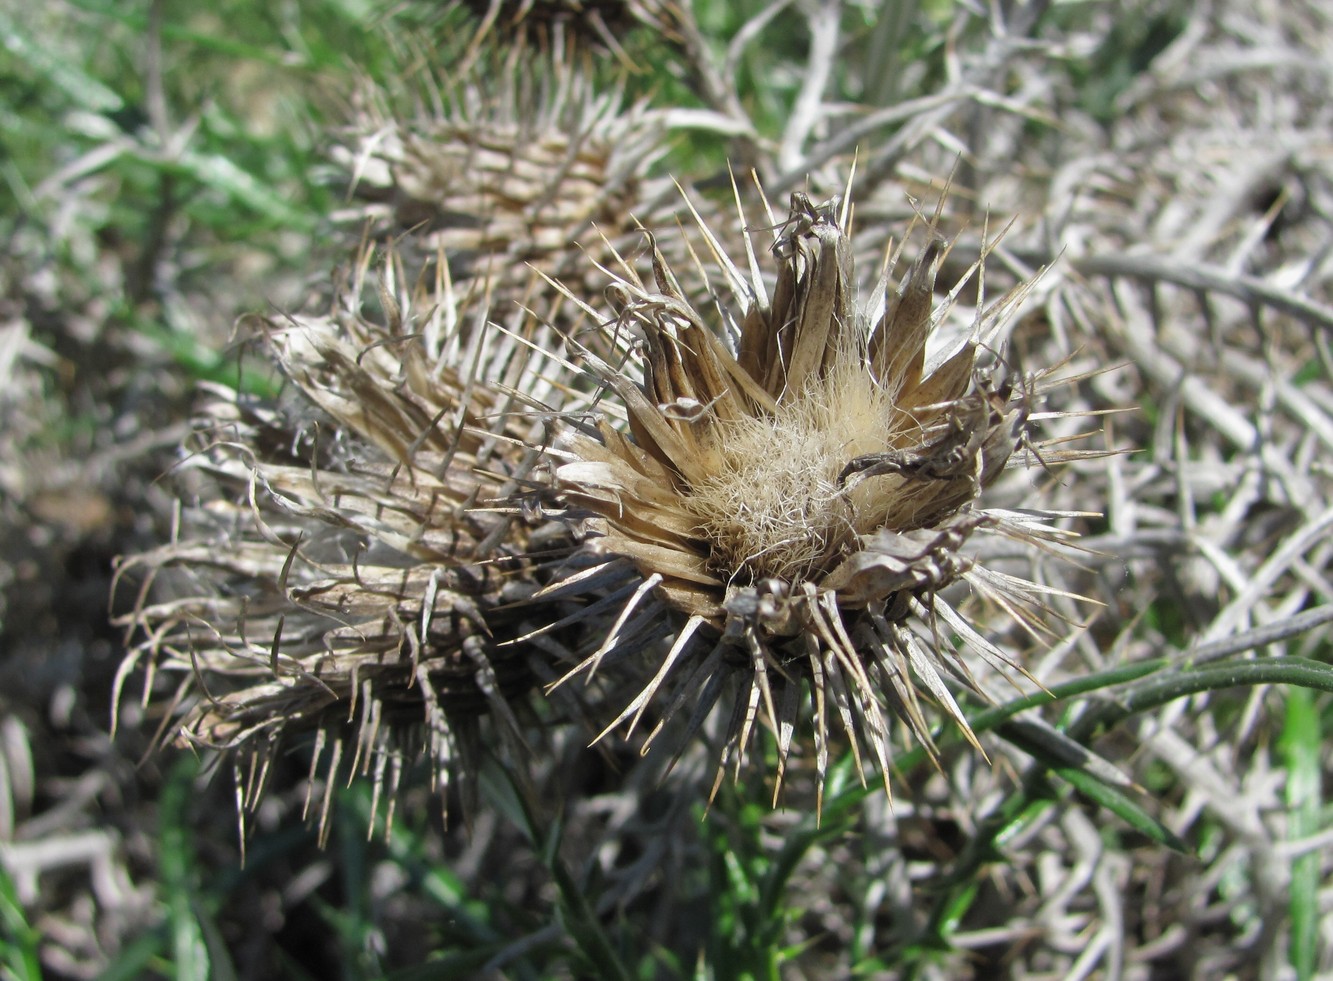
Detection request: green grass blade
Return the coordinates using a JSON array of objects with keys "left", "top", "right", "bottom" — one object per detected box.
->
[
  {"left": 0, "top": 10, "right": 123, "bottom": 111},
  {"left": 1279, "top": 686, "right": 1322, "bottom": 979},
  {"left": 1070, "top": 656, "right": 1333, "bottom": 740},
  {"left": 1054, "top": 764, "right": 1187, "bottom": 852},
  {"left": 995, "top": 720, "right": 1187, "bottom": 851},
  {"left": 98, "top": 928, "right": 171, "bottom": 981},
  {"left": 158, "top": 757, "right": 211, "bottom": 981},
  {"left": 0, "top": 864, "right": 41, "bottom": 981},
  {"left": 550, "top": 858, "right": 634, "bottom": 981}
]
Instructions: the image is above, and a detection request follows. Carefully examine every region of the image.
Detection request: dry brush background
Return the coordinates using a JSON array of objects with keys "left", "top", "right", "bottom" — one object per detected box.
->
[{"left": 2, "top": 0, "right": 1332, "bottom": 978}]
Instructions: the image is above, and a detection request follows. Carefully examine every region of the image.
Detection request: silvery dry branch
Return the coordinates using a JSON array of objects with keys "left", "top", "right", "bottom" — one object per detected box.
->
[{"left": 540, "top": 183, "right": 1102, "bottom": 808}]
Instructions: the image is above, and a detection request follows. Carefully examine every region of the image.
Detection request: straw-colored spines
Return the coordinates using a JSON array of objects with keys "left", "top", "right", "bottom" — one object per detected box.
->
[{"left": 459, "top": 0, "right": 673, "bottom": 61}]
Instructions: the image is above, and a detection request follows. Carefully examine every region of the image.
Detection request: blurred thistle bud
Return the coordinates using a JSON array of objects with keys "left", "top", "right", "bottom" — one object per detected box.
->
[
  {"left": 457, "top": 0, "right": 677, "bottom": 63},
  {"left": 331, "top": 65, "right": 671, "bottom": 307}
]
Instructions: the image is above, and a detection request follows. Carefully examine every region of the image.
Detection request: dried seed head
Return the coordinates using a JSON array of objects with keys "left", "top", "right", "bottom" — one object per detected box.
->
[
  {"left": 334, "top": 67, "right": 670, "bottom": 305},
  {"left": 457, "top": 0, "right": 674, "bottom": 60},
  {"left": 115, "top": 250, "right": 575, "bottom": 840},
  {"left": 546, "top": 182, "right": 1099, "bottom": 807}
]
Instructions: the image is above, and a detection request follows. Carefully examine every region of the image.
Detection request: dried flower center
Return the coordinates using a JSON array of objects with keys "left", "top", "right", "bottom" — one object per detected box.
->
[{"left": 683, "top": 361, "right": 911, "bottom": 584}]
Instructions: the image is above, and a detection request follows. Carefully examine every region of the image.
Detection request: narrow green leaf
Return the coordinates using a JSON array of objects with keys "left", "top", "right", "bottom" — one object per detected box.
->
[
  {"left": 1279, "top": 686, "right": 1321, "bottom": 979},
  {"left": 0, "top": 10, "right": 124, "bottom": 111},
  {"left": 0, "top": 864, "right": 41, "bottom": 981},
  {"left": 1054, "top": 766, "right": 1188, "bottom": 852},
  {"left": 170, "top": 149, "right": 316, "bottom": 231},
  {"left": 1070, "top": 656, "right": 1333, "bottom": 740},
  {"left": 998, "top": 717, "right": 1137, "bottom": 789},
  {"left": 98, "top": 928, "right": 171, "bottom": 981},
  {"left": 159, "top": 757, "right": 210, "bottom": 981},
  {"left": 63, "top": 0, "right": 312, "bottom": 67},
  {"left": 934, "top": 880, "right": 979, "bottom": 937},
  {"left": 386, "top": 949, "right": 528, "bottom": 981},
  {"left": 550, "top": 858, "right": 633, "bottom": 981},
  {"left": 998, "top": 720, "right": 1187, "bottom": 852}
]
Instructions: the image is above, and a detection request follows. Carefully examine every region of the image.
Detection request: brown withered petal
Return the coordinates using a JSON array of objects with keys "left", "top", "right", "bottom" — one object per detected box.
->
[
  {"left": 544, "top": 179, "right": 1101, "bottom": 810},
  {"left": 114, "top": 250, "right": 577, "bottom": 842}
]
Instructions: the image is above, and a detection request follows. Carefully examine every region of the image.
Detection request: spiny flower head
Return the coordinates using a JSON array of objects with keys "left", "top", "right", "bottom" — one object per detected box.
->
[
  {"left": 118, "top": 37, "right": 678, "bottom": 835},
  {"left": 115, "top": 250, "right": 576, "bottom": 840},
  {"left": 333, "top": 59, "right": 670, "bottom": 303},
  {"left": 457, "top": 0, "right": 673, "bottom": 61},
  {"left": 546, "top": 180, "right": 1096, "bottom": 807}
]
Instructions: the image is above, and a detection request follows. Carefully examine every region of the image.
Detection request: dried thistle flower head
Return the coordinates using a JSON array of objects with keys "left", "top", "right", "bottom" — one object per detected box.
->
[
  {"left": 115, "top": 250, "right": 574, "bottom": 840},
  {"left": 547, "top": 181, "right": 1098, "bottom": 807},
  {"left": 457, "top": 0, "right": 671, "bottom": 61},
  {"left": 334, "top": 65, "right": 669, "bottom": 303}
]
